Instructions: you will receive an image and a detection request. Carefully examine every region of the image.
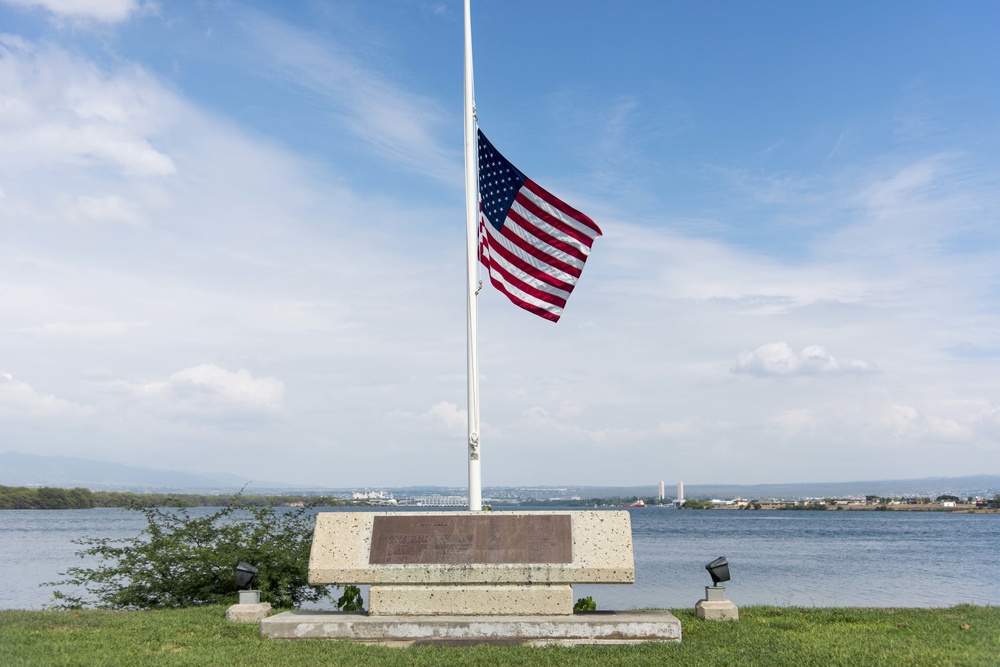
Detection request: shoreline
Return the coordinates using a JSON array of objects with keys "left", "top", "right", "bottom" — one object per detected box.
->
[{"left": 680, "top": 504, "right": 1000, "bottom": 513}]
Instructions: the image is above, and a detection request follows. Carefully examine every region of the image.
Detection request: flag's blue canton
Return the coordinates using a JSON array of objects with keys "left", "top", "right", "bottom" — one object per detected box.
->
[{"left": 478, "top": 130, "right": 525, "bottom": 232}]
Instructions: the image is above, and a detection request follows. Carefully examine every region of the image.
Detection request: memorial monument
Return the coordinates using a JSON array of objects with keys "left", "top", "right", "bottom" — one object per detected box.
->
[
  {"left": 261, "top": 510, "right": 681, "bottom": 644},
  {"left": 262, "top": 0, "right": 682, "bottom": 644}
]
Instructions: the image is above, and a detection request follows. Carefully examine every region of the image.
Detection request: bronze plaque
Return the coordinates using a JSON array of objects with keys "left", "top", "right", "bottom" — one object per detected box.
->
[{"left": 369, "top": 515, "right": 572, "bottom": 565}]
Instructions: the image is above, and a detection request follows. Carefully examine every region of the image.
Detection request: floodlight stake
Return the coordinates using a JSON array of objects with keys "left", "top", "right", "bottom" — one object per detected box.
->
[{"left": 696, "top": 556, "right": 739, "bottom": 620}]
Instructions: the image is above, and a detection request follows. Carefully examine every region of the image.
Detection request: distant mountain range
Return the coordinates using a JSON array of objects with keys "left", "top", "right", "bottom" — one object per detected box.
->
[
  {"left": 0, "top": 450, "right": 296, "bottom": 492},
  {"left": 1, "top": 450, "right": 997, "bottom": 499}
]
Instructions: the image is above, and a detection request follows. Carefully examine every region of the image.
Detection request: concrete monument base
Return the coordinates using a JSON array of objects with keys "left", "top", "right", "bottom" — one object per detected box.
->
[
  {"left": 260, "top": 610, "right": 682, "bottom": 646},
  {"left": 226, "top": 601, "right": 272, "bottom": 623},
  {"left": 695, "top": 586, "right": 738, "bottom": 621},
  {"left": 292, "top": 510, "right": 680, "bottom": 643},
  {"left": 369, "top": 583, "right": 573, "bottom": 616},
  {"left": 308, "top": 511, "right": 636, "bottom": 618}
]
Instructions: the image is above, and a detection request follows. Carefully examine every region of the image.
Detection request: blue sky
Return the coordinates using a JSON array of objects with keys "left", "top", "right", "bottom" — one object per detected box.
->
[{"left": 1, "top": 0, "right": 999, "bottom": 489}]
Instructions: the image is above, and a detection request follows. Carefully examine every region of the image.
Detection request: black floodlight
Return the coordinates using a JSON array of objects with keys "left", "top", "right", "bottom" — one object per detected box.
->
[
  {"left": 235, "top": 562, "right": 258, "bottom": 591},
  {"left": 706, "top": 556, "right": 730, "bottom": 586}
]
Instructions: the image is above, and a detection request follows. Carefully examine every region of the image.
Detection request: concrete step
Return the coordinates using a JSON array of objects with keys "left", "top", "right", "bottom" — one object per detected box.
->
[{"left": 260, "top": 609, "right": 682, "bottom": 646}]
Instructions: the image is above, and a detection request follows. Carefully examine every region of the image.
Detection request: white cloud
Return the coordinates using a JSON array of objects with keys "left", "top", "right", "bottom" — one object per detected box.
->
[
  {"left": 859, "top": 158, "right": 938, "bottom": 213},
  {"left": 240, "top": 13, "right": 459, "bottom": 182},
  {"left": 65, "top": 194, "right": 143, "bottom": 226},
  {"left": 556, "top": 402, "right": 583, "bottom": 419},
  {"left": 0, "top": 36, "right": 177, "bottom": 177},
  {"left": 132, "top": 364, "right": 285, "bottom": 416},
  {"left": 388, "top": 401, "right": 468, "bottom": 437},
  {"left": 0, "top": 6, "right": 998, "bottom": 486},
  {"left": 971, "top": 402, "right": 1000, "bottom": 426},
  {"left": 925, "top": 416, "right": 972, "bottom": 441},
  {"left": 598, "top": 222, "right": 878, "bottom": 314},
  {"left": 882, "top": 404, "right": 921, "bottom": 436},
  {"left": 0, "top": 371, "right": 91, "bottom": 417},
  {"left": 654, "top": 417, "right": 731, "bottom": 440},
  {"left": 2, "top": 0, "right": 144, "bottom": 23},
  {"left": 873, "top": 403, "right": 976, "bottom": 442},
  {"left": 521, "top": 405, "right": 641, "bottom": 445},
  {"left": 733, "top": 342, "right": 876, "bottom": 377},
  {"left": 23, "top": 320, "right": 150, "bottom": 338},
  {"left": 769, "top": 409, "right": 817, "bottom": 438}
]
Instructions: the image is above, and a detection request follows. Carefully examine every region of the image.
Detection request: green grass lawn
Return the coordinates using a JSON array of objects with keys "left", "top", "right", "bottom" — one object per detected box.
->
[{"left": 1, "top": 605, "right": 997, "bottom": 667}]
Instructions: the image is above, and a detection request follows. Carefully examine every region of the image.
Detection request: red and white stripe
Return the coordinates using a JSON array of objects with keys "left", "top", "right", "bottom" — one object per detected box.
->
[{"left": 480, "top": 179, "right": 602, "bottom": 322}]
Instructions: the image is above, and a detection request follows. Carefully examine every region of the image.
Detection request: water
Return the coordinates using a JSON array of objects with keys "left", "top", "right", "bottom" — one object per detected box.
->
[
  {"left": 0, "top": 509, "right": 148, "bottom": 610},
  {"left": 1, "top": 507, "right": 996, "bottom": 610},
  {"left": 577, "top": 508, "right": 999, "bottom": 609}
]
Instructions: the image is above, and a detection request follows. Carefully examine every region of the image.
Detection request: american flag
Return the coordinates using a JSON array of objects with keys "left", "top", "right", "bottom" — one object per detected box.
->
[{"left": 477, "top": 129, "right": 602, "bottom": 322}]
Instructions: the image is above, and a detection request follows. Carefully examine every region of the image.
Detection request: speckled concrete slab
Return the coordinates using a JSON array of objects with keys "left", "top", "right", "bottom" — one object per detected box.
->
[
  {"left": 260, "top": 610, "right": 682, "bottom": 646},
  {"left": 367, "top": 583, "right": 574, "bottom": 616},
  {"left": 308, "top": 511, "right": 634, "bottom": 585}
]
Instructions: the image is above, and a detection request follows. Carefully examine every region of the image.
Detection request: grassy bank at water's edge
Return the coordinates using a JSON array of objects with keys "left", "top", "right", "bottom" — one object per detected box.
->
[{"left": 1, "top": 605, "right": 998, "bottom": 666}]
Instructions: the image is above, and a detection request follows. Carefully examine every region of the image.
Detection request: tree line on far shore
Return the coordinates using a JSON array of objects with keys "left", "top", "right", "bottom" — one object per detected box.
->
[
  {"left": 0, "top": 485, "right": 350, "bottom": 510},
  {"left": 4, "top": 484, "right": 999, "bottom": 511}
]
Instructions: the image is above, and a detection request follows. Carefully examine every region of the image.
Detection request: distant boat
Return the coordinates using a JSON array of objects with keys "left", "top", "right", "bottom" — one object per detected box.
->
[{"left": 628, "top": 500, "right": 647, "bottom": 508}]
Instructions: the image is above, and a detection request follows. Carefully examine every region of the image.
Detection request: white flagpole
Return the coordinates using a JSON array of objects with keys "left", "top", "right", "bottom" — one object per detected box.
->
[{"left": 463, "top": 0, "right": 482, "bottom": 511}]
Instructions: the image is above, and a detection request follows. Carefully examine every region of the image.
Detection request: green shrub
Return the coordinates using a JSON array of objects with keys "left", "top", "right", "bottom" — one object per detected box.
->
[
  {"left": 573, "top": 596, "right": 597, "bottom": 611},
  {"left": 47, "top": 499, "right": 338, "bottom": 610},
  {"left": 336, "top": 585, "right": 364, "bottom": 611}
]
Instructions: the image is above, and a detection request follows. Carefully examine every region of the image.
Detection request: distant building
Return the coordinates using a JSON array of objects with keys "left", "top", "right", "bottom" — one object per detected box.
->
[
  {"left": 396, "top": 495, "right": 465, "bottom": 507},
  {"left": 352, "top": 489, "right": 391, "bottom": 500},
  {"left": 675, "top": 481, "right": 685, "bottom": 507},
  {"left": 658, "top": 480, "right": 665, "bottom": 501},
  {"left": 352, "top": 489, "right": 397, "bottom": 505}
]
